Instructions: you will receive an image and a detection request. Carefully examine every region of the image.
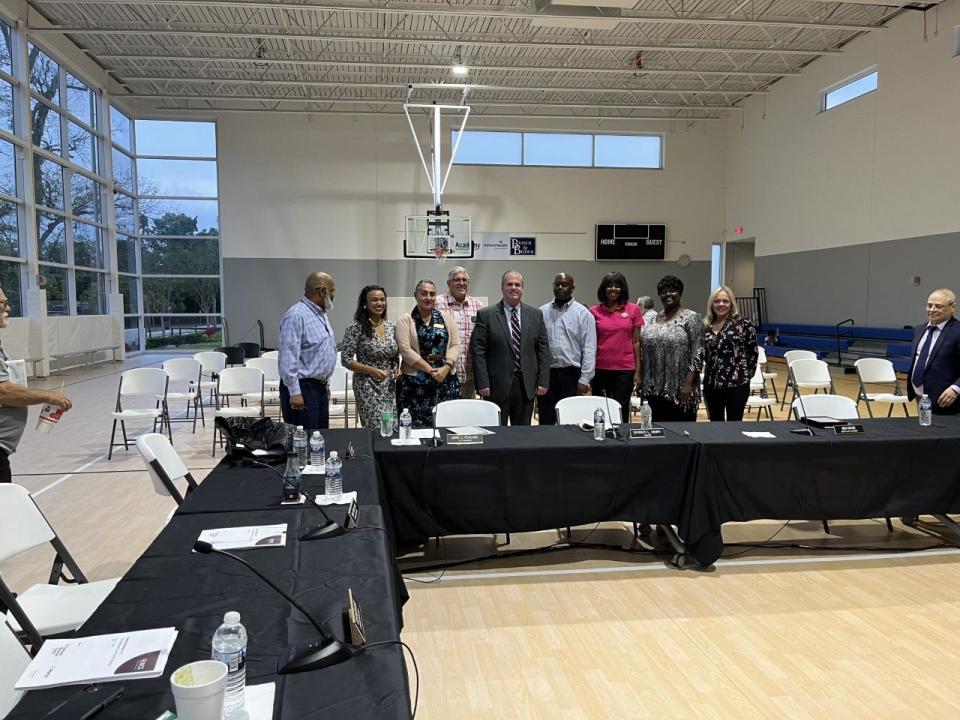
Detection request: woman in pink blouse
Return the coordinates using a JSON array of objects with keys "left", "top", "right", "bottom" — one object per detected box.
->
[{"left": 589, "top": 272, "right": 644, "bottom": 419}]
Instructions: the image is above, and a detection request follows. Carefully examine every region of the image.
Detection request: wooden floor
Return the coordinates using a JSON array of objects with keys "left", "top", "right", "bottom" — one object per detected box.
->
[{"left": 7, "top": 357, "right": 960, "bottom": 719}]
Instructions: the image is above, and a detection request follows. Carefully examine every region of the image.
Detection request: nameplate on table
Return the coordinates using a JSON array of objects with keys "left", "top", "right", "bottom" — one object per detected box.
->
[
  {"left": 833, "top": 423, "right": 864, "bottom": 435},
  {"left": 347, "top": 588, "right": 366, "bottom": 647},
  {"left": 446, "top": 432, "right": 484, "bottom": 445},
  {"left": 345, "top": 497, "right": 360, "bottom": 528},
  {"left": 629, "top": 428, "right": 665, "bottom": 439}
]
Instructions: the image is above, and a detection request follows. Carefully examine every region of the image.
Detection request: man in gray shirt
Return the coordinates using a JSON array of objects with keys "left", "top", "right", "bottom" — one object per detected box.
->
[
  {"left": 0, "top": 287, "right": 72, "bottom": 484},
  {"left": 538, "top": 273, "right": 596, "bottom": 425}
]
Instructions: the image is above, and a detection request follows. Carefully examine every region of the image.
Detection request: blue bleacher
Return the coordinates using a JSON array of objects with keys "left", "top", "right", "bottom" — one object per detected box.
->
[
  {"left": 778, "top": 335, "right": 851, "bottom": 352},
  {"left": 760, "top": 323, "right": 914, "bottom": 371},
  {"left": 760, "top": 324, "right": 913, "bottom": 343}
]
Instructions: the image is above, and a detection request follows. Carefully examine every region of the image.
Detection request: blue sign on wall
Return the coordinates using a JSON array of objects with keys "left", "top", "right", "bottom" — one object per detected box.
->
[{"left": 509, "top": 236, "right": 536, "bottom": 256}]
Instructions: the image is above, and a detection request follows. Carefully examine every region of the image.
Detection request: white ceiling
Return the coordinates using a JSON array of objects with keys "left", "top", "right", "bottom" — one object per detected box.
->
[{"left": 27, "top": 0, "right": 925, "bottom": 120}]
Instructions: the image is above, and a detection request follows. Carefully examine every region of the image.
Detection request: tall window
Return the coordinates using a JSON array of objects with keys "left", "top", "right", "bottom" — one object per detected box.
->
[
  {"left": 0, "top": 22, "right": 24, "bottom": 316},
  {"left": 133, "top": 119, "right": 221, "bottom": 351},
  {"left": 111, "top": 105, "right": 139, "bottom": 351},
  {"left": 29, "top": 42, "right": 107, "bottom": 316}
]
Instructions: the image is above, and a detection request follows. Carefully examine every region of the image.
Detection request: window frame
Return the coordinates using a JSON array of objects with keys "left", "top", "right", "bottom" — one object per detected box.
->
[{"left": 820, "top": 67, "right": 878, "bottom": 112}]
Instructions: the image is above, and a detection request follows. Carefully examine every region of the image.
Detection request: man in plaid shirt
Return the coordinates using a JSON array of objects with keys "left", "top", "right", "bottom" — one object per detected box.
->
[{"left": 435, "top": 266, "right": 485, "bottom": 398}]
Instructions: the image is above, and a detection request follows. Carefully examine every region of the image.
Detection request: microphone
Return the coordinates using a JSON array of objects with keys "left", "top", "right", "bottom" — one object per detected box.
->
[
  {"left": 192, "top": 541, "right": 352, "bottom": 674},
  {"left": 233, "top": 445, "right": 345, "bottom": 541},
  {"left": 790, "top": 368, "right": 815, "bottom": 435},
  {"left": 602, "top": 390, "right": 620, "bottom": 440}
]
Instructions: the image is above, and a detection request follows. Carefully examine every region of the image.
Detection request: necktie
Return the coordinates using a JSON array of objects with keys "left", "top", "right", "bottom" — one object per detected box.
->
[
  {"left": 510, "top": 306, "right": 521, "bottom": 369},
  {"left": 912, "top": 325, "right": 938, "bottom": 389}
]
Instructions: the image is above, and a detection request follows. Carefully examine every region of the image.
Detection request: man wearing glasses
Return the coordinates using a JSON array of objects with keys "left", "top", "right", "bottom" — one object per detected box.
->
[
  {"left": 0, "top": 288, "right": 72, "bottom": 484},
  {"left": 279, "top": 272, "right": 337, "bottom": 430},
  {"left": 435, "top": 266, "right": 484, "bottom": 398}
]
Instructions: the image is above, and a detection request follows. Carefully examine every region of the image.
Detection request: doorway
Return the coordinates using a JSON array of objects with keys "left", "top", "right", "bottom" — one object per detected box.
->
[{"left": 724, "top": 239, "right": 755, "bottom": 298}]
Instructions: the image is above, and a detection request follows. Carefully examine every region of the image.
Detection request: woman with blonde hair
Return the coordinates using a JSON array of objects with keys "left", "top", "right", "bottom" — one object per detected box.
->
[{"left": 701, "top": 286, "right": 758, "bottom": 421}]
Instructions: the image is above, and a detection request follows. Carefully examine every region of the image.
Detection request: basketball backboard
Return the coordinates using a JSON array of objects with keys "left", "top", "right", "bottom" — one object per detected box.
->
[{"left": 404, "top": 215, "right": 474, "bottom": 259}]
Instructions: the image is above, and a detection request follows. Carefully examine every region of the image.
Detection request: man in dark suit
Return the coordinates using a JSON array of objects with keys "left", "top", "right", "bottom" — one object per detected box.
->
[
  {"left": 471, "top": 270, "right": 551, "bottom": 425},
  {"left": 907, "top": 288, "right": 960, "bottom": 415}
]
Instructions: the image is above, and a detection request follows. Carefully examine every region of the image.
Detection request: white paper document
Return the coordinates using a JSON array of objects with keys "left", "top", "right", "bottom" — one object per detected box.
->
[
  {"left": 243, "top": 682, "right": 276, "bottom": 719},
  {"left": 411, "top": 429, "right": 439, "bottom": 440},
  {"left": 447, "top": 426, "right": 495, "bottom": 435},
  {"left": 742, "top": 431, "right": 776, "bottom": 438},
  {"left": 197, "top": 523, "right": 287, "bottom": 550},
  {"left": 390, "top": 438, "right": 423, "bottom": 446},
  {"left": 310, "top": 490, "right": 357, "bottom": 506},
  {"left": 16, "top": 627, "right": 178, "bottom": 690}
]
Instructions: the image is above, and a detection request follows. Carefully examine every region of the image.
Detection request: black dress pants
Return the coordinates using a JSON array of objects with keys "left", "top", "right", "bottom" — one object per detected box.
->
[
  {"left": 646, "top": 395, "right": 697, "bottom": 422},
  {"left": 590, "top": 369, "right": 635, "bottom": 422},
  {"left": 537, "top": 366, "right": 581, "bottom": 425},
  {"left": 495, "top": 371, "right": 534, "bottom": 426},
  {"left": 704, "top": 384, "right": 751, "bottom": 421}
]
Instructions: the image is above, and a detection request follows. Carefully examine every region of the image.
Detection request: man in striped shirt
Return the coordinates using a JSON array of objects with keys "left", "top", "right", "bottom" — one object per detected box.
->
[
  {"left": 435, "top": 266, "right": 484, "bottom": 398},
  {"left": 279, "top": 272, "right": 337, "bottom": 430}
]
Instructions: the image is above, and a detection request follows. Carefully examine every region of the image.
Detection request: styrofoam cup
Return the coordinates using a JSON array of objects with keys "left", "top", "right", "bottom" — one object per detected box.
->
[
  {"left": 170, "top": 660, "right": 228, "bottom": 720},
  {"left": 36, "top": 403, "right": 64, "bottom": 433}
]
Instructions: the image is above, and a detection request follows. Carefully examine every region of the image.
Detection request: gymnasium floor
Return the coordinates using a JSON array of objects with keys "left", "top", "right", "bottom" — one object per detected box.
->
[{"left": 6, "top": 356, "right": 960, "bottom": 719}]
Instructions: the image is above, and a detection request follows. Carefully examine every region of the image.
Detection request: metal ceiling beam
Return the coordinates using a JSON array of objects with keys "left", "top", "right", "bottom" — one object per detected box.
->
[
  {"left": 144, "top": 105, "right": 727, "bottom": 120},
  {"left": 29, "top": 0, "right": 888, "bottom": 32},
  {"left": 123, "top": 92, "right": 735, "bottom": 111},
  {"left": 95, "top": 52, "right": 800, "bottom": 78},
  {"left": 28, "top": 26, "right": 844, "bottom": 56},
  {"left": 117, "top": 74, "right": 769, "bottom": 95}
]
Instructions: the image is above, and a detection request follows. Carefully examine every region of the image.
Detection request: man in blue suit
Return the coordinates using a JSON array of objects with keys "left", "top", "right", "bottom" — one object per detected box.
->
[{"left": 907, "top": 288, "right": 960, "bottom": 415}]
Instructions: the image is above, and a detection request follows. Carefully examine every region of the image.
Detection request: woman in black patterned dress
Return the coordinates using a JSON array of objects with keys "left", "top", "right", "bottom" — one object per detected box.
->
[
  {"left": 339, "top": 285, "right": 400, "bottom": 429},
  {"left": 395, "top": 280, "right": 461, "bottom": 427},
  {"left": 702, "top": 285, "right": 758, "bottom": 421}
]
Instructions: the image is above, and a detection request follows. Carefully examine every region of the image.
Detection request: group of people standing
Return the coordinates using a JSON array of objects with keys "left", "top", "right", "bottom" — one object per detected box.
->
[{"left": 277, "top": 267, "right": 765, "bottom": 431}]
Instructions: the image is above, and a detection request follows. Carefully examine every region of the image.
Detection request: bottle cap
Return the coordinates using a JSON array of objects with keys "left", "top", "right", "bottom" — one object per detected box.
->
[
  {"left": 329, "top": 451, "right": 339, "bottom": 459},
  {"left": 312, "top": 430, "right": 320, "bottom": 438},
  {"left": 224, "top": 611, "right": 240, "bottom": 624},
  {"left": 296, "top": 425, "right": 304, "bottom": 430}
]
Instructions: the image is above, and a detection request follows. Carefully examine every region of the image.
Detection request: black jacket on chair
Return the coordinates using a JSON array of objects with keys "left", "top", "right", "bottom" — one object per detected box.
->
[
  {"left": 470, "top": 301, "right": 551, "bottom": 405},
  {"left": 907, "top": 316, "right": 960, "bottom": 414}
]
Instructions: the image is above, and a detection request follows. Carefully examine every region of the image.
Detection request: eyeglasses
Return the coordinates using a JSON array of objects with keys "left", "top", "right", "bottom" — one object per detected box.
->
[{"left": 0, "top": 300, "right": 9, "bottom": 309}]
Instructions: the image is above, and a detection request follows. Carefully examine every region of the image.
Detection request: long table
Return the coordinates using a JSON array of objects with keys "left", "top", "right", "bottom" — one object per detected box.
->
[
  {"left": 375, "top": 419, "right": 960, "bottom": 566},
  {"left": 10, "top": 429, "right": 411, "bottom": 720}
]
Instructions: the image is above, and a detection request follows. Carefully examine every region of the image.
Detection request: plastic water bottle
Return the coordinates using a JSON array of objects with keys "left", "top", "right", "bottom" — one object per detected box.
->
[
  {"left": 399, "top": 408, "right": 412, "bottom": 442},
  {"left": 325, "top": 450, "right": 342, "bottom": 500},
  {"left": 380, "top": 398, "right": 395, "bottom": 438},
  {"left": 309, "top": 431, "right": 325, "bottom": 467},
  {"left": 919, "top": 395, "right": 932, "bottom": 426},
  {"left": 640, "top": 400, "right": 653, "bottom": 430},
  {"left": 593, "top": 407, "right": 605, "bottom": 441},
  {"left": 211, "top": 611, "right": 247, "bottom": 718},
  {"left": 293, "top": 425, "right": 308, "bottom": 468}
]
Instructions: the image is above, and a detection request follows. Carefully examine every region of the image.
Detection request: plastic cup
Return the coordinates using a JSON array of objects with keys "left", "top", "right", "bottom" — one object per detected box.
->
[
  {"left": 36, "top": 403, "right": 65, "bottom": 433},
  {"left": 170, "top": 660, "right": 228, "bottom": 720}
]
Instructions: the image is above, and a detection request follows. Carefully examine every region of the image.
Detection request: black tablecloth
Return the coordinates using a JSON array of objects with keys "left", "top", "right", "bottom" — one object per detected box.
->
[
  {"left": 10, "top": 476, "right": 410, "bottom": 719},
  {"left": 375, "top": 425, "right": 698, "bottom": 544},
  {"left": 182, "top": 429, "right": 381, "bottom": 514},
  {"left": 678, "top": 417, "right": 960, "bottom": 565}
]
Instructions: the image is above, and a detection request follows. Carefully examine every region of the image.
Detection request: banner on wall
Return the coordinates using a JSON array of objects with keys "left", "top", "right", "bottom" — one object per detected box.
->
[{"left": 474, "top": 233, "right": 538, "bottom": 261}]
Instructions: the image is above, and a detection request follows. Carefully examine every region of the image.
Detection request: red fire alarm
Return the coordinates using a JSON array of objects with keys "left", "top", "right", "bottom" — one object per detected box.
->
[{"left": 734, "top": 226, "right": 744, "bottom": 235}]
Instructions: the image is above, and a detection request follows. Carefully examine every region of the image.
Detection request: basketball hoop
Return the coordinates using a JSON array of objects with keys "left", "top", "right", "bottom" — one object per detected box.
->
[{"left": 431, "top": 242, "right": 450, "bottom": 264}]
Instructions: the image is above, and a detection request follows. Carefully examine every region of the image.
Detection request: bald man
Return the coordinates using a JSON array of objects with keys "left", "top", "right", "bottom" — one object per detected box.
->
[
  {"left": 279, "top": 271, "right": 337, "bottom": 430},
  {"left": 908, "top": 288, "right": 960, "bottom": 415},
  {"left": 538, "top": 273, "right": 596, "bottom": 425}
]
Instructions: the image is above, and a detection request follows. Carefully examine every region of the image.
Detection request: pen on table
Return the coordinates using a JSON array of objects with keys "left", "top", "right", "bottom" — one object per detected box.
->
[{"left": 682, "top": 430, "right": 690, "bottom": 436}]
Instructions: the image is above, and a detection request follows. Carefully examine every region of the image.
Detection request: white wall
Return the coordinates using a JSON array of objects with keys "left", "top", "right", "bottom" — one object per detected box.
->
[
  {"left": 216, "top": 113, "right": 727, "bottom": 262},
  {"left": 725, "top": 0, "right": 960, "bottom": 258}
]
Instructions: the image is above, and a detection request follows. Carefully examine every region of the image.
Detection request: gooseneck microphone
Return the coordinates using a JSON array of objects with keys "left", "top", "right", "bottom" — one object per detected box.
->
[
  {"left": 193, "top": 541, "right": 352, "bottom": 673},
  {"left": 602, "top": 390, "right": 621, "bottom": 440},
  {"left": 233, "top": 445, "right": 345, "bottom": 541}
]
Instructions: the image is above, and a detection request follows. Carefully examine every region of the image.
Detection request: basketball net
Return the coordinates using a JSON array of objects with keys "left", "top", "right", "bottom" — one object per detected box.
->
[{"left": 431, "top": 245, "right": 449, "bottom": 264}]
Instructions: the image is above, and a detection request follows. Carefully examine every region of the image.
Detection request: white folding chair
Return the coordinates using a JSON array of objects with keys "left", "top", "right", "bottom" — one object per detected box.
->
[
  {"left": 783, "top": 349, "right": 817, "bottom": 366},
  {"left": 162, "top": 358, "right": 204, "bottom": 432},
  {"left": 244, "top": 357, "right": 281, "bottom": 418},
  {"left": 854, "top": 358, "right": 910, "bottom": 418},
  {"left": 555, "top": 396, "right": 623, "bottom": 429},
  {"left": 136, "top": 433, "right": 199, "bottom": 507},
  {"left": 261, "top": 350, "right": 279, "bottom": 360},
  {"left": 108, "top": 367, "right": 170, "bottom": 460},
  {"left": 212, "top": 367, "right": 264, "bottom": 456},
  {"left": 791, "top": 393, "right": 859, "bottom": 421},
  {"left": 328, "top": 364, "right": 353, "bottom": 427},
  {"left": 193, "top": 351, "right": 227, "bottom": 409},
  {"left": 0, "top": 485, "right": 120, "bottom": 651},
  {"left": 756, "top": 346, "right": 779, "bottom": 403},
  {"left": 783, "top": 358, "right": 835, "bottom": 411},
  {"left": 434, "top": 399, "right": 501, "bottom": 427},
  {"left": 0, "top": 622, "right": 29, "bottom": 715},
  {"left": 746, "top": 366, "right": 777, "bottom": 421}
]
